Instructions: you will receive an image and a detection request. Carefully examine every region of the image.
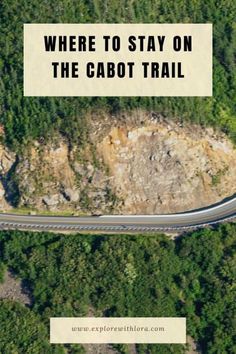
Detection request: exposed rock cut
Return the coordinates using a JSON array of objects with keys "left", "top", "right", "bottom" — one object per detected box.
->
[
  {"left": 0, "top": 110, "right": 235, "bottom": 215},
  {"left": 16, "top": 139, "right": 116, "bottom": 214},
  {"left": 0, "top": 145, "right": 16, "bottom": 211},
  {"left": 95, "top": 111, "right": 236, "bottom": 214}
]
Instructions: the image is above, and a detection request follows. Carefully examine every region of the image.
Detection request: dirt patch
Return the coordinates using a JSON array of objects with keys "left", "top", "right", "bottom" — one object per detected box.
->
[
  {"left": 83, "top": 344, "right": 137, "bottom": 354},
  {"left": 83, "top": 344, "right": 118, "bottom": 354},
  {"left": 186, "top": 336, "right": 201, "bottom": 354},
  {"left": 0, "top": 270, "right": 32, "bottom": 306}
]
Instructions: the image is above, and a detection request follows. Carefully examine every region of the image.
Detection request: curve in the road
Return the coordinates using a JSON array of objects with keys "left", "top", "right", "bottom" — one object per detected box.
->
[{"left": 0, "top": 195, "right": 235, "bottom": 232}]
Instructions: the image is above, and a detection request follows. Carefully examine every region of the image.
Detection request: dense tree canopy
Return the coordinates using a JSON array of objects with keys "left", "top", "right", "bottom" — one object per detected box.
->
[
  {"left": 0, "top": 0, "right": 236, "bottom": 150},
  {"left": 0, "top": 224, "right": 235, "bottom": 353}
]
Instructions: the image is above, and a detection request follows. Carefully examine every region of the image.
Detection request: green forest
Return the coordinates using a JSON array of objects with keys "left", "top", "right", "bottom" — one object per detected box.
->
[
  {"left": 0, "top": 0, "right": 236, "bottom": 151},
  {"left": 0, "top": 224, "right": 235, "bottom": 353}
]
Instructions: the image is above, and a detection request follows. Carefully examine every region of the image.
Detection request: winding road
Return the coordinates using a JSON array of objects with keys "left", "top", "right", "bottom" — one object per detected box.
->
[{"left": 0, "top": 196, "right": 235, "bottom": 232}]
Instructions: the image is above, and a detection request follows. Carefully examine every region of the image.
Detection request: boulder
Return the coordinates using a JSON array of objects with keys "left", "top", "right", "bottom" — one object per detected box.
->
[
  {"left": 64, "top": 188, "right": 80, "bottom": 203},
  {"left": 42, "top": 194, "right": 60, "bottom": 207}
]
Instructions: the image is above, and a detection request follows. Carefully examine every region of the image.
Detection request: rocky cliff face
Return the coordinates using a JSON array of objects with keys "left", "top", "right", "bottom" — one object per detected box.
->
[
  {"left": 96, "top": 111, "right": 236, "bottom": 213},
  {"left": 15, "top": 139, "right": 116, "bottom": 214},
  {"left": 0, "top": 110, "right": 235, "bottom": 214},
  {"left": 0, "top": 145, "right": 16, "bottom": 210}
]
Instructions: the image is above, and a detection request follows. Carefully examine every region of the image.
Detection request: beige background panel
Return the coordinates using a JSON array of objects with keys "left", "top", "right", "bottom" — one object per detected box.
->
[
  {"left": 24, "top": 24, "right": 212, "bottom": 97},
  {"left": 50, "top": 317, "right": 186, "bottom": 344}
]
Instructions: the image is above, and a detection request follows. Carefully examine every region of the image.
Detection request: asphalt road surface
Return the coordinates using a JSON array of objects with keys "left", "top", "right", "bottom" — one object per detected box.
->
[{"left": 0, "top": 196, "right": 235, "bottom": 232}]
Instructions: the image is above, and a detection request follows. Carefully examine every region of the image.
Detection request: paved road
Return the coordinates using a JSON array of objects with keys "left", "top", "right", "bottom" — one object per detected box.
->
[{"left": 0, "top": 196, "right": 235, "bottom": 232}]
